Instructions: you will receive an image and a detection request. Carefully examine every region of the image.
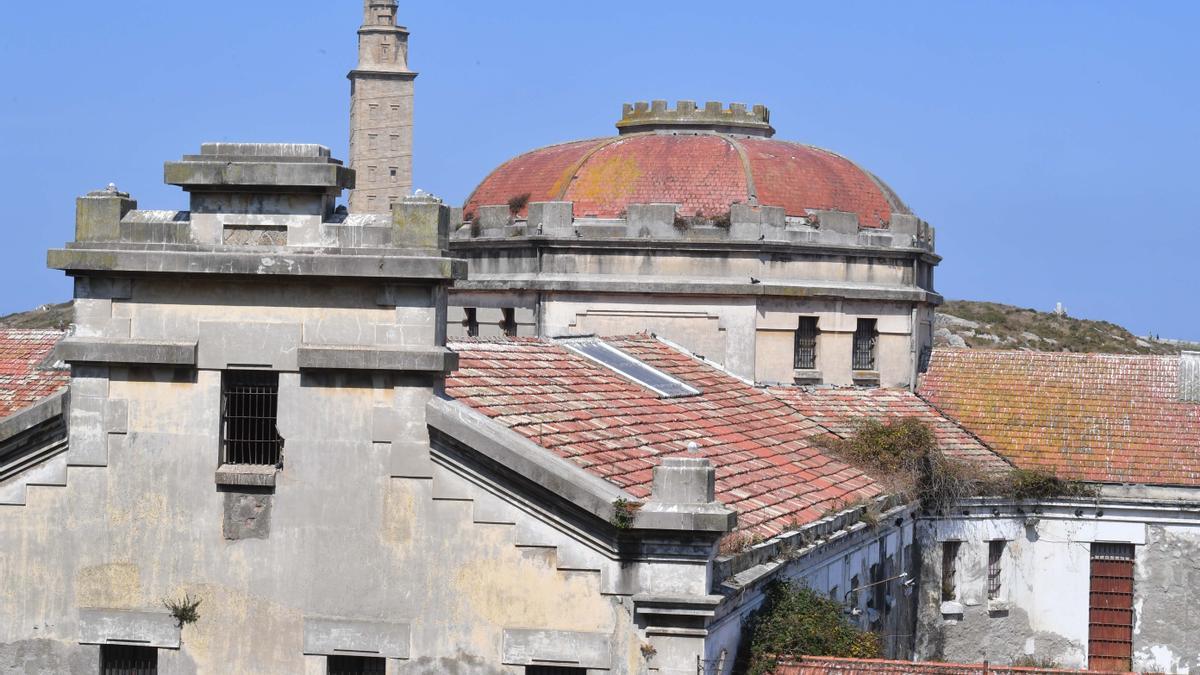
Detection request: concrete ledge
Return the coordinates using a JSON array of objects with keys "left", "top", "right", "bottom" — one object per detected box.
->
[
  {"left": 501, "top": 629, "right": 610, "bottom": 669},
  {"left": 48, "top": 248, "right": 466, "bottom": 281},
  {"left": 78, "top": 609, "right": 180, "bottom": 649},
  {"left": 298, "top": 345, "right": 458, "bottom": 373},
  {"left": 56, "top": 338, "right": 197, "bottom": 366},
  {"left": 427, "top": 398, "right": 630, "bottom": 524},
  {"left": 215, "top": 464, "right": 277, "bottom": 487},
  {"left": 302, "top": 617, "right": 410, "bottom": 659},
  {"left": 0, "top": 389, "right": 67, "bottom": 444}
]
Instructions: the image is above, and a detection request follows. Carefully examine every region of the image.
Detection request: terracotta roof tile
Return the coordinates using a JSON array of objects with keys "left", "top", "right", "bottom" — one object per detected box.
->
[
  {"left": 774, "top": 656, "right": 1107, "bottom": 674},
  {"left": 445, "top": 335, "right": 884, "bottom": 538},
  {"left": 0, "top": 329, "right": 69, "bottom": 420},
  {"left": 918, "top": 349, "right": 1200, "bottom": 486}
]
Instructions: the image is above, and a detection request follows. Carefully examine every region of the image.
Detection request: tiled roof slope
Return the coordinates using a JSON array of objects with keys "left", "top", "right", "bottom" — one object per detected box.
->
[
  {"left": 919, "top": 349, "right": 1200, "bottom": 486},
  {"left": 767, "top": 387, "right": 1010, "bottom": 473},
  {"left": 774, "top": 656, "right": 1106, "bottom": 674},
  {"left": 0, "top": 330, "right": 68, "bottom": 420},
  {"left": 445, "top": 335, "right": 882, "bottom": 537}
]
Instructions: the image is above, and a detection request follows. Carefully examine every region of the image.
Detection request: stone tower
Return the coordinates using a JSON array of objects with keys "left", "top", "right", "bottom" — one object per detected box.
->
[{"left": 348, "top": 0, "right": 416, "bottom": 213}]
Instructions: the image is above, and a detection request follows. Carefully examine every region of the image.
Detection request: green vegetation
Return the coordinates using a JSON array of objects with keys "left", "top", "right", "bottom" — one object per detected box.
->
[
  {"left": 735, "top": 581, "right": 881, "bottom": 675},
  {"left": 163, "top": 593, "right": 202, "bottom": 628},
  {"left": 939, "top": 300, "right": 1200, "bottom": 354},
  {"left": 610, "top": 498, "right": 638, "bottom": 530}
]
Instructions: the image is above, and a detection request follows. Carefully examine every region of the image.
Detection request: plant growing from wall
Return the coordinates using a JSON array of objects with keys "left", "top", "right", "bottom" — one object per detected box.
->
[
  {"left": 507, "top": 192, "right": 531, "bottom": 216},
  {"left": 163, "top": 593, "right": 202, "bottom": 628},
  {"left": 734, "top": 581, "right": 881, "bottom": 675},
  {"left": 610, "top": 498, "right": 639, "bottom": 530}
]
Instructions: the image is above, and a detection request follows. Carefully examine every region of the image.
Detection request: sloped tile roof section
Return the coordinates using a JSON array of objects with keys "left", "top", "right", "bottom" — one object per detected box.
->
[
  {"left": 918, "top": 349, "right": 1200, "bottom": 486},
  {"left": 445, "top": 335, "right": 882, "bottom": 538},
  {"left": 0, "top": 330, "right": 69, "bottom": 421},
  {"left": 767, "top": 387, "right": 1010, "bottom": 473},
  {"left": 774, "top": 656, "right": 1109, "bottom": 674}
]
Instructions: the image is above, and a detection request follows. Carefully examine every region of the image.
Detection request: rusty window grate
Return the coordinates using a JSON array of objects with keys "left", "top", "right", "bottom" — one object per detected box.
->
[
  {"left": 101, "top": 645, "right": 157, "bottom": 675},
  {"left": 853, "top": 319, "right": 878, "bottom": 371},
  {"left": 221, "top": 371, "right": 284, "bottom": 467},
  {"left": 525, "top": 667, "right": 587, "bottom": 675},
  {"left": 941, "top": 541, "right": 961, "bottom": 601},
  {"left": 501, "top": 308, "right": 518, "bottom": 337},
  {"left": 328, "top": 655, "right": 385, "bottom": 675},
  {"left": 463, "top": 308, "right": 480, "bottom": 337},
  {"left": 987, "top": 540, "right": 1005, "bottom": 600},
  {"left": 1089, "top": 542, "right": 1135, "bottom": 672},
  {"left": 794, "top": 316, "right": 819, "bottom": 369}
]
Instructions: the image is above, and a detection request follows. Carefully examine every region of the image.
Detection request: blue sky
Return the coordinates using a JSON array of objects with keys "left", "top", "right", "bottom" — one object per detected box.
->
[{"left": 1, "top": 1, "right": 1196, "bottom": 339}]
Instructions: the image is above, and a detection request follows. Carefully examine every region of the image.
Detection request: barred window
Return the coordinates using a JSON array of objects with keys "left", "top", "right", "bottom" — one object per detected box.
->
[
  {"left": 941, "top": 541, "right": 961, "bottom": 601},
  {"left": 463, "top": 308, "right": 480, "bottom": 337},
  {"left": 328, "top": 655, "right": 385, "bottom": 675},
  {"left": 987, "top": 540, "right": 1005, "bottom": 600},
  {"left": 794, "top": 316, "right": 819, "bottom": 369},
  {"left": 221, "top": 371, "right": 284, "bottom": 467},
  {"left": 501, "top": 308, "right": 518, "bottom": 337},
  {"left": 526, "top": 668, "right": 586, "bottom": 675},
  {"left": 852, "top": 318, "right": 878, "bottom": 371},
  {"left": 101, "top": 645, "right": 157, "bottom": 675}
]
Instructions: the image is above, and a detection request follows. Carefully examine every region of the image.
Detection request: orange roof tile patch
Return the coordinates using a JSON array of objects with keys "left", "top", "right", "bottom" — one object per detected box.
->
[
  {"left": 445, "top": 335, "right": 884, "bottom": 538},
  {"left": 0, "top": 329, "right": 69, "bottom": 420},
  {"left": 918, "top": 349, "right": 1200, "bottom": 487},
  {"left": 774, "top": 656, "right": 1111, "bottom": 674}
]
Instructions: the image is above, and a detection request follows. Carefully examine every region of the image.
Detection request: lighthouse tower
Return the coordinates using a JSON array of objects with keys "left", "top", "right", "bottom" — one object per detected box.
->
[{"left": 348, "top": 0, "right": 416, "bottom": 212}]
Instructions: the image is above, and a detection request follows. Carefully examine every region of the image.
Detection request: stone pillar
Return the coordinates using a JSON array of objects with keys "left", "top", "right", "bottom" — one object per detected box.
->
[{"left": 75, "top": 185, "right": 136, "bottom": 242}]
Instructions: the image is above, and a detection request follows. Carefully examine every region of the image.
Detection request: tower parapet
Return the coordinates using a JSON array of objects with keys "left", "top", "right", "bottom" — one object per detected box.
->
[{"left": 617, "top": 100, "right": 775, "bottom": 137}]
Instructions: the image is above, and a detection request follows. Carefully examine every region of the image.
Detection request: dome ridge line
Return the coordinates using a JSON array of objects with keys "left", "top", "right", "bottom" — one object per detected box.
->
[{"left": 719, "top": 134, "right": 759, "bottom": 208}]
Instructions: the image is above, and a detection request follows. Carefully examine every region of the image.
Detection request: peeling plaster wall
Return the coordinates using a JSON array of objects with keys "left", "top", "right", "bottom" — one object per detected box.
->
[
  {"left": 915, "top": 504, "right": 1200, "bottom": 673},
  {"left": 0, "top": 278, "right": 665, "bottom": 674}
]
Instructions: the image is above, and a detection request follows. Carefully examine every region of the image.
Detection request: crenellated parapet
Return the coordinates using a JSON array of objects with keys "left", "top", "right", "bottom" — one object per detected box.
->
[{"left": 617, "top": 100, "right": 775, "bottom": 137}]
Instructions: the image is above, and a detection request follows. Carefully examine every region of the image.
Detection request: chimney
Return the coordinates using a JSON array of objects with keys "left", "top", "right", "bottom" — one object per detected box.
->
[
  {"left": 1182, "top": 352, "right": 1200, "bottom": 403},
  {"left": 634, "top": 456, "right": 736, "bottom": 533}
]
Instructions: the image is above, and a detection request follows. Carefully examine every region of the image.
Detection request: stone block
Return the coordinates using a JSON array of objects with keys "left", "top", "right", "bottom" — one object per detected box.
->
[
  {"left": 302, "top": 618, "right": 411, "bottom": 659},
  {"left": 476, "top": 205, "right": 511, "bottom": 234},
  {"left": 75, "top": 277, "right": 133, "bottom": 300},
  {"left": 627, "top": 203, "right": 679, "bottom": 238},
  {"left": 75, "top": 189, "right": 137, "bottom": 242},
  {"left": 215, "top": 464, "right": 278, "bottom": 488},
  {"left": 813, "top": 209, "right": 860, "bottom": 235},
  {"left": 651, "top": 457, "right": 716, "bottom": 504},
  {"left": 392, "top": 196, "right": 450, "bottom": 251},
  {"left": 223, "top": 491, "right": 273, "bottom": 540},
  {"left": 56, "top": 338, "right": 197, "bottom": 367},
  {"left": 889, "top": 213, "right": 922, "bottom": 236},
  {"left": 197, "top": 321, "right": 302, "bottom": 371},
  {"left": 527, "top": 201, "right": 574, "bottom": 234},
  {"left": 78, "top": 609, "right": 180, "bottom": 649},
  {"left": 296, "top": 345, "right": 457, "bottom": 373},
  {"left": 501, "top": 629, "right": 611, "bottom": 669}
]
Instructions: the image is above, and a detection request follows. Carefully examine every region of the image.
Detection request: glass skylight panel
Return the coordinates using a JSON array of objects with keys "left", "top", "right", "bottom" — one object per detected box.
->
[{"left": 558, "top": 338, "right": 700, "bottom": 398}]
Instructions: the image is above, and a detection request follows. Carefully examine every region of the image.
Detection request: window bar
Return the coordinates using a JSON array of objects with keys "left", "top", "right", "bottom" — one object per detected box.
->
[
  {"left": 853, "top": 319, "right": 878, "bottom": 371},
  {"left": 941, "top": 541, "right": 960, "bottom": 601},
  {"left": 987, "top": 540, "right": 1004, "bottom": 600},
  {"left": 794, "top": 317, "right": 818, "bottom": 369}
]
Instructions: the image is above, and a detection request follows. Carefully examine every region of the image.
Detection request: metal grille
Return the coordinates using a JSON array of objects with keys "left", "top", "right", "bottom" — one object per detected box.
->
[
  {"left": 221, "top": 371, "right": 283, "bottom": 466},
  {"left": 526, "top": 667, "right": 587, "bottom": 675},
  {"left": 794, "top": 317, "right": 819, "bottom": 369},
  {"left": 941, "top": 541, "right": 960, "bottom": 601},
  {"left": 101, "top": 645, "right": 157, "bottom": 675},
  {"left": 1089, "top": 543, "right": 1135, "bottom": 672},
  {"left": 852, "top": 319, "right": 878, "bottom": 370},
  {"left": 987, "top": 540, "right": 1005, "bottom": 600},
  {"left": 327, "top": 655, "right": 386, "bottom": 675},
  {"left": 463, "top": 308, "right": 480, "bottom": 337},
  {"left": 501, "top": 308, "right": 518, "bottom": 337}
]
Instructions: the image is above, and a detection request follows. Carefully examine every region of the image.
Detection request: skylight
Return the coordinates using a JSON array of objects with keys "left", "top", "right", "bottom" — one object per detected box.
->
[{"left": 558, "top": 337, "right": 701, "bottom": 398}]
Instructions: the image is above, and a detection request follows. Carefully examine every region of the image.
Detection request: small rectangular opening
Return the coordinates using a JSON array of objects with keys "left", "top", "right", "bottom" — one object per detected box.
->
[
  {"left": 794, "top": 316, "right": 819, "bottom": 370},
  {"left": 526, "top": 667, "right": 587, "bottom": 675},
  {"left": 987, "top": 540, "right": 1005, "bottom": 600},
  {"left": 328, "top": 654, "right": 385, "bottom": 675},
  {"left": 463, "top": 308, "right": 480, "bottom": 338},
  {"left": 101, "top": 645, "right": 158, "bottom": 675},
  {"left": 941, "top": 541, "right": 961, "bottom": 602},
  {"left": 501, "top": 308, "right": 518, "bottom": 337},
  {"left": 221, "top": 371, "right": 283, "bottom": 467},
  {"left": 853, "top": 318, "right": 878, "bottom": 371}
]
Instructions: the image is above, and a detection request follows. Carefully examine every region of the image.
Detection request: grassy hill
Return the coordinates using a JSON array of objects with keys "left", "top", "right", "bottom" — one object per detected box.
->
[
  {"left": 0, "top": 302, "right": 73, "bottom": 331},
  {"left": 936, "top": 300, "right": 1198, "bottom": 354}
]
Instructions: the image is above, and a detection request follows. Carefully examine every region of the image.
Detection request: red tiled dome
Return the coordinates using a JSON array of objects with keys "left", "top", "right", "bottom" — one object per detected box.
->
[{"left": 465, "top": 131, "right": 911, "bottom": 228}]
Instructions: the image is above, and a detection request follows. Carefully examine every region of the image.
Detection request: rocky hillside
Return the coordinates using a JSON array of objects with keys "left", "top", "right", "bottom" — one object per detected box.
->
[
  {"left": 936, "top": 300, "right": 1198, "bottom": 354},
  {"left": 0, "top": 302, "right": 73, "bottom": 330}
]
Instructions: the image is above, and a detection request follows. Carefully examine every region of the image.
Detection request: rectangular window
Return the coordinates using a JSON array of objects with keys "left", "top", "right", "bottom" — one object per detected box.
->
[
  {"left": 221, "top": 371, "right": 283, "bottom": 467},
  {"left": 328, "top": 655, "right": 386, "bottom": 675},
  {"left": 501, "top": 308, "right": 517, "bottom": 337},
  {"left": 368, "top": 134, "right": 379, "bottom": 152},
  {"left": 389, "top": 167, "right": 398, "bottom": 182},
  {"left": 987, "top": 540, "right": 1005, "bottom": 600},
  {"left": 367, "top": 165, "right": 377, "bottom": 181},
  {"left": 380, "top": 43, "right": 391, "bottom": 59},
  {"left": 1089, "top": 543, "right": 1135, "bottom": 671},
  {"left": 794, "top": 316, "right": 819, "bottom": 370},
  {"left": 463, "top": 308, "right": 480, "bottom": 338},
  {"left": 389, "top": 135, "right": 400, "bottom": 152},
  {"left": 526, "top": 668, "right": 586, "bottom": 675},
  {"left": 941, "top": 541, "right": 961, "bottom": 601},
  {"left": 368, "top": 104, "right": 379, "bottom": 122},
  {"left": 852, "top": 318, "right": 878, "bottom": 371},
  {"left": 101, "top": 645, "right": 157, "bottom": 674}
]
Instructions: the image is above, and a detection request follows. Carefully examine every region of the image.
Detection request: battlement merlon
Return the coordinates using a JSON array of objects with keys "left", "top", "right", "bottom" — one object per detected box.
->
[{"left": 617, "top": 100, "right": 775, "bottom": 137}]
